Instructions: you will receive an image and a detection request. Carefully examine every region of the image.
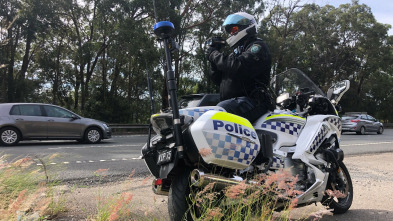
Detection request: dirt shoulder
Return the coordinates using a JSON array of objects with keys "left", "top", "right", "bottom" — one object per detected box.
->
[{"left": 57, "top": 152, "right": 393, "bottom": 220}]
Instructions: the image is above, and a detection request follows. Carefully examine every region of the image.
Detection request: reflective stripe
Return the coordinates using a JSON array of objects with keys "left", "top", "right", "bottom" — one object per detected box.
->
[
  {"left": 210, "top": 112, "right": 253, "bottom": 128},
  {"left": 265, "top": 114, "right": 305, "bottom": 121}
]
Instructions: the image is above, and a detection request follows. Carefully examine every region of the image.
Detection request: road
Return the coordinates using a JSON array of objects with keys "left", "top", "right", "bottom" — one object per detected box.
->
[{"left": 1, "top": 129, "right": 393, "bottom": 184}]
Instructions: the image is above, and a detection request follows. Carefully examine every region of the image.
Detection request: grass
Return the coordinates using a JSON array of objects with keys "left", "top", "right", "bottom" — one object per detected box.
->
[
  {"left": 1, "top": 154, "right": 333, "bottom": 220},
  {"left": 0, "top": 154, "right": 66, "bottom": 220},
  {"left": 187, "top": 169, "right": 304, "bottom": 221}
]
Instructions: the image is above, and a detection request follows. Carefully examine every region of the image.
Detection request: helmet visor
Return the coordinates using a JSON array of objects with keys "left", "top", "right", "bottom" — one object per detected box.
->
[{"left": 223, "top": 14, "right": 252, "bottom": 29}]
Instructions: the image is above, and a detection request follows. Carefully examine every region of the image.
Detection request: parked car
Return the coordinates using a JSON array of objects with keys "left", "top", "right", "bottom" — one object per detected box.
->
[
  {"left": 0, "top": 103, "right": 112, "bottom": 146},
  {"left": 341, "top": 113, "right": 383, "bottom": 135}
]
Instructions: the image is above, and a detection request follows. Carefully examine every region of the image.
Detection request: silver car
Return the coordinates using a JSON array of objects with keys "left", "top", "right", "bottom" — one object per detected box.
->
[
  {"left": 0, "top": 103, "right": 112, "bottom": 146},
  {"left": 341, "top": 114, "right": 384, "bottom": 135}
]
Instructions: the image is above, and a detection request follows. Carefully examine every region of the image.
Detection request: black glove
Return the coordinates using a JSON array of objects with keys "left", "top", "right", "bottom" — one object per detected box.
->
[
  {"left": 205, "top": 36, "right": 225, "bottom": 60},
  {"left": 205, "top": 46, "right": 218, "bottom": 60}
]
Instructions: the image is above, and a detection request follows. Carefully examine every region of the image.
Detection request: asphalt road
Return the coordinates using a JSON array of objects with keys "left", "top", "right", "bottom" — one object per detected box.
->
[{"left": 1, "top": 129, "right": 393, "bottom": 184}]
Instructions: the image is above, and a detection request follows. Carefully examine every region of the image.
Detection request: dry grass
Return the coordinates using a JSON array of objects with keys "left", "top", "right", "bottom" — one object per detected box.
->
[
  {"left": 0, "top": 155, "right": 66, "bottom": 220},
  {"left": 188, "top": 169, "right": 305, "bottom": 221},
  {"left": 1, "top": 154, "right": 335, "bottom": 220}
]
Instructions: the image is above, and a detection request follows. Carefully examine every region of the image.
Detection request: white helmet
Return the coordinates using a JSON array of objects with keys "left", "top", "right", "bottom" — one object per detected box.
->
[{"left": 222, "top": 12, "right": 257, "bottom": 47}]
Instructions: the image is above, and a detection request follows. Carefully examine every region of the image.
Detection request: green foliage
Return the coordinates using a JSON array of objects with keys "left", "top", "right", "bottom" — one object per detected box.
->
[
  {"left": 264, "top": 0, "right": 393, "bottom": 121},
  {"left": 1, "top": 0, "right": 393, "bottom": 122}
]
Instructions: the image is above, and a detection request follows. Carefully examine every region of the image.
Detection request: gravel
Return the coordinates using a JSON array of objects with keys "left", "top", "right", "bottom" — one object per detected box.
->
[{"left": 56, "top": 152, "right": 393, "bottom": 220}]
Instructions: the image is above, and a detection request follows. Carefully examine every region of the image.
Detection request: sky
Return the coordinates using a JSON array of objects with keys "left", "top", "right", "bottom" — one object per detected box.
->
[{"left": 305, "top": 0, "right": 393, "bottom": 35}]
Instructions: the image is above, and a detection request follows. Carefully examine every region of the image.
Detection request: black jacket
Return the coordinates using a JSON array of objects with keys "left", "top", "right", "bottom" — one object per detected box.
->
[{"left": 208, "top": 36, "right": 271, "bottom": 101}]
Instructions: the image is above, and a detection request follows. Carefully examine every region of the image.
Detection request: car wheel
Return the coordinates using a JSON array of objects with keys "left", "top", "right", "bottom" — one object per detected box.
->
[
  {"left": 357, "top": 126, "right": 365, "bottom": 135},
  {"left": 0, "top": 127, "right": 21, "bottom": 146},
  {"left": 84, "top": 127, "right": 102, "bottom": 144},
  {"left": 377, "top": 126, "right": 384, "bottom": 134}
]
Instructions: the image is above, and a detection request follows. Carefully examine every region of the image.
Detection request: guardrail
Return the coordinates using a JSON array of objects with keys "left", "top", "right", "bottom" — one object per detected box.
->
[
  {"left": 384, "top": 123, "right": 393, "bottom": 128},
  {"left": 108, "top": 122, "right": 393, "bottom": 135},
  {"left": 109, "top": 124, "right": 150, "bottom": 134}
]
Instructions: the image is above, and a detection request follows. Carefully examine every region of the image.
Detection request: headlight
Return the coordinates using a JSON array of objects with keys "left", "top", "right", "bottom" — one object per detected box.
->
[
  {"left": 151, "top": 113, "right": 193, "bottom": 136},
  {"left": 151, "top": 113, "right": 173, "bottom": 136},
  {"left": 102, "top": 123, "right": 108, "bottom": 128}
]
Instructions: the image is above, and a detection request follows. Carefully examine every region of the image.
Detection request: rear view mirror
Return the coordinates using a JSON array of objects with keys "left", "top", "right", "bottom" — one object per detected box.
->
[
  {"left": 327, "top": 80, "right": 350, "bottom": 104},
  {"left": 276, "top": 93, "right": 290, "bottom": 104}
]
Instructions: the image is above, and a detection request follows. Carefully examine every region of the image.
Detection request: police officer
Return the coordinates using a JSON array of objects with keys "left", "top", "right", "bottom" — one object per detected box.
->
[{"left": 206, "top": 12, "right": 273, "bottom": 123}]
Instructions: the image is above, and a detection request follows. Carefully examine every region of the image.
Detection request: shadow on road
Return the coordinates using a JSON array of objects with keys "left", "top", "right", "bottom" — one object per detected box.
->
[{"left": 317, "top": 209, "right": 393, "bottom": 220}]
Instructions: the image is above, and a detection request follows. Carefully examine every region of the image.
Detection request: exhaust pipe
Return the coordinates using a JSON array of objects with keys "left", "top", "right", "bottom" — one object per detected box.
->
[{"left": 190, "top": 169, "right": 244, "bottom": 190}]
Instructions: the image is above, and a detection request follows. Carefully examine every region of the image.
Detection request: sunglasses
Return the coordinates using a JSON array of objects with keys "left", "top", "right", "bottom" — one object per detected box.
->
[{"left": 230, "top": 26, "right": 239, "bottom": 35}]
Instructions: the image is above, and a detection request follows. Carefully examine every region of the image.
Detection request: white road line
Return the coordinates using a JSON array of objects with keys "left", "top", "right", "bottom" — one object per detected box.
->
[
  {"left": 48, "top": 144, "right": 141, "bottom": 150},
  {"left": 35, "top": 157, "right": 141, "bottom": 167},
  {"left": 341, "top": 141, "right": 393, "bottom": 147}
]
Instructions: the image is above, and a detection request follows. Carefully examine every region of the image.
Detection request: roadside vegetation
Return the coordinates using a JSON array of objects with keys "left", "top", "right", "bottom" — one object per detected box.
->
[
  {"left": 0, "top": 155, "right": 66, "bottom": 220},
  {"left": 1, "top": 0, "right": 393, "bottom": 123},
  {"left": 1, "top": 155, "right": 333, "bottom": 220}
]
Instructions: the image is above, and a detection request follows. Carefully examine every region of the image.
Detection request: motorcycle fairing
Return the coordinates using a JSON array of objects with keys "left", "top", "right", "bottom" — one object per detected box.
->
[
  {"left": 179, "top": 106, "right": 225, "bottom": 121},
  {"left": 254, "top": 112, "right": 306, "bottom": 149},
  {"left": 291, "top": 115, "right": 340, "bottom": 205},
  {"left": 308, "top": 124, "right": 329, "bottom": 154},
  {"left": 323, "top": 116, "right": 342, "bottom": 139},
  {"left": 190, "top": 110, "right": 260, "bottom": 170}
]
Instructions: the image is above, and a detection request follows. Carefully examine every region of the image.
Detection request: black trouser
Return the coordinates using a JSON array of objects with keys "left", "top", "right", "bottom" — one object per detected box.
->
[{"left": 217, "top": 96, "right": 268, "bottom": 123}]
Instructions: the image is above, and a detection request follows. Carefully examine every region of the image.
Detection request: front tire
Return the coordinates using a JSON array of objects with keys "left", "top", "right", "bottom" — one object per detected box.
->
[
  {"left": 0, "top": 127, "right": 21, "bottom": 146},
  {"left": 84, "top": 127, "right": 102, "bottom": 144},
  {"left": 377, "top": 126, "right": 384, "bottom": 134},
  {"left": 168, "top": 168, "right": 192, "bottom": 221},
  {"left": 323, "top": 161, "right": 353, "bottom": 214},
  {"left": 357, "top": 126, "right": 365, "bottom": 135}
]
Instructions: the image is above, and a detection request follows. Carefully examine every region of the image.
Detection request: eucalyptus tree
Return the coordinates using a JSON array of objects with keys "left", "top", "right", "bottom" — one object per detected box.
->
[
  {"left": 264, "top": 0, "right": 392, "bottom": 117},
  {"left": 0, "top": 0, "right": 62, "bottom": 102}
]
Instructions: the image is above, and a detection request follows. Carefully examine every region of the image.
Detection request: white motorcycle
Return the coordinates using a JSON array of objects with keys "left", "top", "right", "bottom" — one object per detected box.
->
[{"left": 142, "top": 21, "right": 353, "bottom": 220}]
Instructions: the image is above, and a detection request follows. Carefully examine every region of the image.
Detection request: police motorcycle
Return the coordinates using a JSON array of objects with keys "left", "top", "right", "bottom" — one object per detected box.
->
[{"left": 142, "top": 21, "right": 353, "bottom": 220}]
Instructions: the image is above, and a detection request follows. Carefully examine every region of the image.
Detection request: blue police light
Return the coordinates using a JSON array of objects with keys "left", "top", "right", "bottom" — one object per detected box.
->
[{"left": 153, "top": 21, "right": 175, "bottom": 38}]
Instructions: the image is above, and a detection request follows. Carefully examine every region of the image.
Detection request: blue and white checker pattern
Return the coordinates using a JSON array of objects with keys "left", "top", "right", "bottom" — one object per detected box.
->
[
  {"left": 308, "top": 126, "right": 328, "bottom": 153},
  {"left": 179, "top": 108, "right": 225, "bottom": 120},
  {"left": 203, "top": 132, "right": 259, "bottom": 166},
  {"left": 261, "top": 121, "right": 304, "bottom": 136},
  {"left": 324, "top": 117, "right": 342, "bottom": 131},
  {"left": 271, "top": 156, "right": 285, "bottom": 169}
]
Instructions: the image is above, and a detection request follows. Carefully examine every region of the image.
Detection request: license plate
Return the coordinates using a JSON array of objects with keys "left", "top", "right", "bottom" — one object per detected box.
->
[{"left": 157, "top": 149, "right": 173, "bottom": 165}]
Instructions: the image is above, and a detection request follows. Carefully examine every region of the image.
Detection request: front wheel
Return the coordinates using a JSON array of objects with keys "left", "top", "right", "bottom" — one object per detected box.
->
[
  {"left": 377, "top": 126, "right": 384, "bottom": 134},
  {"left": 168, "top": 168, "right": 193, "bottom": 221},
  {"left": 322, "top": 161, "right": 353, "bottom": 214},
  {"left": 84, "top": 127, "right": 102, "bottom": 144}
]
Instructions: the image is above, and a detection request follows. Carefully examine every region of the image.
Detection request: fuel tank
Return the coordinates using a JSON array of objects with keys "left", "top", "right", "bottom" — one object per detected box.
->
[{"left": 253, "top": 111, "right": 306, "bottom": 169}]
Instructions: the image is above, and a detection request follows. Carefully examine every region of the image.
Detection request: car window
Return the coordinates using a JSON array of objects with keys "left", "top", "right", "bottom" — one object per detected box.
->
[
  {"left": 367, "top": 115, "right": 376, "bottom": 122},
  {"left": 11, "top": 105, "right": 43, "bottom": 116},
  {"left": 360, "top": 115, "right": 368, "bottom": 120},
  {"left": 342, "top": 116, "right": 357, "bottom": 120},
  {"left": 43, "top": 106, "right": 74, "bottom": 118},
  {"left": 200, "top": 94, "right": 220, "bottom": 106},
  {"left": 179, "top": 98, "right": 202, "bottom": 108},
  {"left": 10, "top": 106, "right": 21, "bottom": 115}
]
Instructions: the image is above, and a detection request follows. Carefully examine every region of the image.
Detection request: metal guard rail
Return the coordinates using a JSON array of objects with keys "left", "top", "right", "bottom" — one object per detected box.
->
[{"left": 109, "top": 124, "right": 150, "bottom": 129}]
